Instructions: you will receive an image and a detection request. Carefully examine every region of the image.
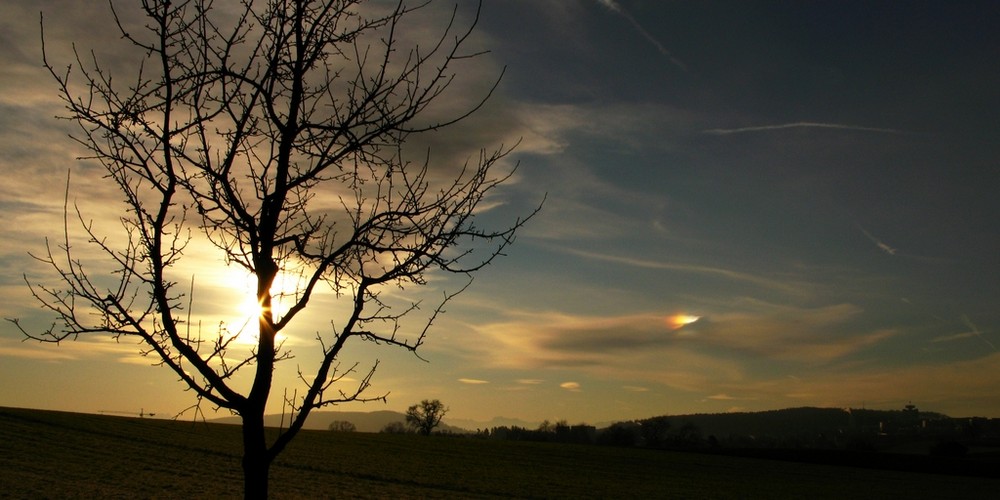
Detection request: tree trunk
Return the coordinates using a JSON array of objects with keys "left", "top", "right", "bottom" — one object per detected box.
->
[
  {"left": 244, "top": 291, "right": 277, "bottom": 498},
  {"left": 242, "top": 410, "right": 271, "bottom": 500}
]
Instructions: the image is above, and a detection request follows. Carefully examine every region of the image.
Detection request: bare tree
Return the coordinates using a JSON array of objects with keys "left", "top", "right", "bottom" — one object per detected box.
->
[
  {"left": 380, "top": 421, "right": 409, "bottom": 434},
  {"left": 12, "top": 0, "right": 536, "bottom": 498},
  {"left": 405, "top": 398, "right": 447, "bottom": 435},
  {"left": 328, "top": 420, "right": 356, "bottom": 432}
]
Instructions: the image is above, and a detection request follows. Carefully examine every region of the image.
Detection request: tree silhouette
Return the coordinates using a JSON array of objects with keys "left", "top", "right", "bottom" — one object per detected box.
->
[
  {"left": 639, "top": 416, "right": 671, "bottom": 448},
  {"left": 380, "top": 421, "right": 409, "bottom": 434},
  {"left": 328, "top": 420, "right": 356, "bottom": 433},
  {"left": 13, "top": 1, "right": 536, "bottom": 498},
  {"left": 405, "top": 399, "right": 447, "bottom": 435}
]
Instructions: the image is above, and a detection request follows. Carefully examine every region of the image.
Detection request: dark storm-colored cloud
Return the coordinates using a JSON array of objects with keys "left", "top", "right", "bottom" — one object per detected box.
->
[{"left": 539, "top": 323, "right": 668, "bottom": 353}]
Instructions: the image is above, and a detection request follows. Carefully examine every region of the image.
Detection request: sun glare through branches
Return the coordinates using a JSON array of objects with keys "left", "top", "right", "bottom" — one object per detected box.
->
[{"left": 227, "top": 268, "right": 298, "bottom": 345}]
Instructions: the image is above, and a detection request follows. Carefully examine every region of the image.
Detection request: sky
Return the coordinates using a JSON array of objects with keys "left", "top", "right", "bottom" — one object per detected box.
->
[{"left": 1, "top": 0, "right": 999, "bottom": 427}]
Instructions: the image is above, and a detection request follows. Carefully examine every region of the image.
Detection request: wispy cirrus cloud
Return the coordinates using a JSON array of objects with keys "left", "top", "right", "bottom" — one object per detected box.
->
[
  {"left": 558, "top": 247, "right": 807, "bottom": 295},
  {"left": 702, "top": 122, "right": 903, "bottom": 135}
]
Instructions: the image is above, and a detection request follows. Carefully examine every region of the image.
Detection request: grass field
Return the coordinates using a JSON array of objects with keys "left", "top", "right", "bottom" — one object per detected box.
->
[{"left": 1, "top": 407, "right": 997, "bottom": 499}]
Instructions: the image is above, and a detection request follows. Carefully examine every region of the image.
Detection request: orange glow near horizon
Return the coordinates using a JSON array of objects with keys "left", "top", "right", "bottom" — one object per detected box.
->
[{"left": 667, "top": 314, "right": 701, "bottom": 330}]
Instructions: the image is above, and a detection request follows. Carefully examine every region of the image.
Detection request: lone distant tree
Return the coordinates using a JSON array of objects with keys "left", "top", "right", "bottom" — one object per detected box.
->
[
  {"left": 13, "top": 1, "right": 536, "bottom": 498},
  {"left": 537, "top": 419, "right": 554, "bottom": 433},
  {"left": 405, "top": 399, "right": 448, "bottom": 435}
]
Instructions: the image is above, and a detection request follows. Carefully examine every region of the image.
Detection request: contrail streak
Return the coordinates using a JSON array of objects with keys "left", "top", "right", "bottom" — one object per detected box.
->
[
  {"left": 961, "top": 315, "right": 997, "bottom": 351},
  {"left": 598, "top": 0, "right": 688, "bottom": 73},
  {"left": 858, "top": 226, "right": 898, "bottom": 256},
  {"left": 560, "top": 246, "right": 805, "bottom": 295},
  {"left": 703, "top": 122, "right": 903, "bottom": 135}
]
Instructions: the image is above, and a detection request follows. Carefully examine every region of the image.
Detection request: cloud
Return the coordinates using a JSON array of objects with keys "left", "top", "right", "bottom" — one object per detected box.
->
[
  {"left": 467, "top": 311, "right": 674, "bottom": 371},
  {"left": 535, "top": 313, "right": 673, "bottom": 355},
  {"left": 498, "top": 101, "right": 707, "bottom": 243},
  {"left": 458, "top": 378, "right": 490, "bottom": 385},
  {"left": 0, "top": 343, "right": 78, "bottom": 362},
  {"left": 560, "top": 381, "right": 582, "bottom": 392},
  {"left": 706, "top": 394, "right": 733, "bottom": 400},
  {"left": 689, "top": 300, "right": 897, "bottom": 362},
  {"left": 623, "top": 385, "right": 649, "bottom": 392},
  {"left": 459, "top": 298, "right": 898, "bottom": 399},
  {"left": 702, "top": 122, "right": 904, "bottom": 135},
  {"left": 0, "top": 336, "right": 138, "bottom": 362},
  {"left": 705, "top": 393, "right": 749, "bottom": 401}
]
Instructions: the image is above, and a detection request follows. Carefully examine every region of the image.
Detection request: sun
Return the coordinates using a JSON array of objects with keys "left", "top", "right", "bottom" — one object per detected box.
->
[
  {"left": 234, "top": 272, "right": 263, "bottom": 319},
  {"left": 236, "top": 289, "right": 264, "bottom": 320},
  {"left": 233, "top": 271, "right": 299, "bottom": 320},
  {"left": 227, "top": 268, "right": 298, "bottom": 345},
  {"left": 667, "top": 314, "right": 701, "bottom": 330}
]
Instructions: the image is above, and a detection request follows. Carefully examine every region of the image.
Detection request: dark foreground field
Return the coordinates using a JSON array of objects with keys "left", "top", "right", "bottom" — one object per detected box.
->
[{"left": 1, "top": 407, "right": 997, "bottom": 499}]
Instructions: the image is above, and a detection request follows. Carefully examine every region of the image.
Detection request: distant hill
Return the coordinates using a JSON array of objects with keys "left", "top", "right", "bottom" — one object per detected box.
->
[
  {"left": 634, "top": 406, "right": 951, "bottom": 441},
  {"left": 649, "top": 407, "right": 855, "bottom": 437},
  {"left": 209, "top": 405, "right": 958, "bottom": 437},
  {"left": 211, "top": 409, "right": 467, "bottom": 433}
]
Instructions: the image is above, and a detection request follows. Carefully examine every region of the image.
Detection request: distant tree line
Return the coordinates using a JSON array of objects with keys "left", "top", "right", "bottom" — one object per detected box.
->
[
  {"left": 474, "top": 420, "right": 597, "bottom": 444},
  {"left": 469, "top": 418, "right": 707, "bottom": 448},
  {"left": 328, "top": 421, "right": 356, "bottom": 433},
  {"left": 465, "top": 407, "right": 1000, "bottom": 456},
  {"left": 366, "top": 405, "right": 1000, "bottom": 460}
]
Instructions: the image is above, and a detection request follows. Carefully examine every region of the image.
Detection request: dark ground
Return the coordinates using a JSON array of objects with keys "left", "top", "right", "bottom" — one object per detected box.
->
[{"left": 1, "top": 407, "right": 997, "bottom": 499}]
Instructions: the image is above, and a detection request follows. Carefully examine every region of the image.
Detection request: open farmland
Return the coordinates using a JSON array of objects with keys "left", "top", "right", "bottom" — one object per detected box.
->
[{"left": 1, "top": 407, "right": 997, "bottom": 499}]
